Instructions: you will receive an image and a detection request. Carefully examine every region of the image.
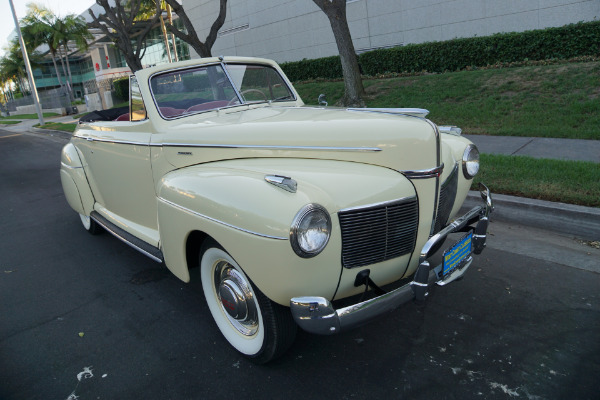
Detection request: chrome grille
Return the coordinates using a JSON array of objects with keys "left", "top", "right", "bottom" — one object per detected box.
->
[
  {"left": 338, "top": 197, "right": 418, "bottom": 269},
  {"left": 433, "top": 163, "right": 459, "bottom": 234}
]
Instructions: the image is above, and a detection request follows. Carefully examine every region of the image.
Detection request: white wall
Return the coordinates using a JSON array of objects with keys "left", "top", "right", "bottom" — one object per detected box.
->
[{"left": 184, "top": 0, "right": 600, "bottom": 63}]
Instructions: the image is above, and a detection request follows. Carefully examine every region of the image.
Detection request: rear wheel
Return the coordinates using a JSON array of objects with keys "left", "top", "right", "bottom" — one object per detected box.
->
[
  {"left": 200, "top": 244, "right": 296, "bottom": 363},
  {"left": 79, "top": 213, "right": 103, "bottom": 235}
]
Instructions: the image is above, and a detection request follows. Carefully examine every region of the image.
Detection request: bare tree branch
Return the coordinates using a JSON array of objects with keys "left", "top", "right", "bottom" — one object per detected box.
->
[
  {"left": 88, "top": 0, "right": 161, "bottom": 72},
  {"left": 163, "top": 0, "right": 227, "bottom": 58}
]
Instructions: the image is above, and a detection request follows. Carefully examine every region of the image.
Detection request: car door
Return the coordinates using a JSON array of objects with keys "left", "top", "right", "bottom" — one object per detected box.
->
[{"left": 76, "top": 76, "right": 159, "bottom": 246}]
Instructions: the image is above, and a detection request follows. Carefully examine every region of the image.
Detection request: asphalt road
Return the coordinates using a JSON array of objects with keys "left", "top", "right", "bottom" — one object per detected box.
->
[{"left": 1, "top": 129, "right": 599, "bottom": 400}]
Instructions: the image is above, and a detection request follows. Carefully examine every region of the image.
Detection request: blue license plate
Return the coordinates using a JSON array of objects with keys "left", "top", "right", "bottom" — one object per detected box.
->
[{"left": 442, "top": 231, "right": 473, "bottom": 277}]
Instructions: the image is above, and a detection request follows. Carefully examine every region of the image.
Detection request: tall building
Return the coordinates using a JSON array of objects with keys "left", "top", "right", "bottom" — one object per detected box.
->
[{"left": 184, "top": 0, "right": 600, "bottom": 62}]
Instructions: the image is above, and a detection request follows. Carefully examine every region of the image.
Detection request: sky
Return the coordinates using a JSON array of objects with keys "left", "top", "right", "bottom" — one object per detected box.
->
[{"left": 1, "top": 0, "right": 95, "bottom": 57}]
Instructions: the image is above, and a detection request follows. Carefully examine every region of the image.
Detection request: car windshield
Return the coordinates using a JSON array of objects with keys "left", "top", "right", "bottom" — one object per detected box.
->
[
  {"left": 150, "top": 63, "right": 294, "bottom": 119},
  {"left": 225, "top": 64, "right": 294, "bottom": 103}
]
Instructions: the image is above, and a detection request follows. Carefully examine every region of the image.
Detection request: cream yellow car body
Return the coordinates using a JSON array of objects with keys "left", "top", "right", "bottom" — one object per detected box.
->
[{"left": 60, "top": 56, "right": 491, "bottom": 362}]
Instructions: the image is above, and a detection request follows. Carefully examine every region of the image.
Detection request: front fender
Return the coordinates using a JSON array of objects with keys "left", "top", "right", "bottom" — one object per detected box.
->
[
  {"left": 157, "top": 158, "right": 417, "bottom": 240},
  {"left": 157, "top": 158, "right": 417, "bottom": 305}
]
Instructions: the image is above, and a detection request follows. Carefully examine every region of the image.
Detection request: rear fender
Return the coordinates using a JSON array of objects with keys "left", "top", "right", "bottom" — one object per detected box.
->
[{"left": 60, "top": 143, "right": 95, "bottom": 216}]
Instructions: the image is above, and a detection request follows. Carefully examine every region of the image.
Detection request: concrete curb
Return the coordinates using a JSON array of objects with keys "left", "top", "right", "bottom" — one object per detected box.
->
[
  {"left": 462, "top": 191, "right": 600, "bottom": 241},
  {"left": 31, "top": 127, "right": 73, "bottom": 140}
]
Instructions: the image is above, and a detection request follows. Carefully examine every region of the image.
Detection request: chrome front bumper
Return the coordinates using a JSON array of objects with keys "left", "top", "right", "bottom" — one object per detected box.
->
[{"left": 290, "top": 184, "right": 494, "bottom": 335}]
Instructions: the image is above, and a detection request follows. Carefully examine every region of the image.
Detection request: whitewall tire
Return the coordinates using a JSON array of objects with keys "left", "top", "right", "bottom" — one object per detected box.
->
[{"left": 200, "top": 244, "right": 296, "bottom": 363}]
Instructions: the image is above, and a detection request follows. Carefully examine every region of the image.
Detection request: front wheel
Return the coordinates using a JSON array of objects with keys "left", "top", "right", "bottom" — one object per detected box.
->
[{"left": 200, "top": 245, "right": 297, "bottom": 363}]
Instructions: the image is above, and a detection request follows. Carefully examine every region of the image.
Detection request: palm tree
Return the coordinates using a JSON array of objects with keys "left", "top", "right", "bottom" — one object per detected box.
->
[
  {"left": 21, "top": 4, "right": 66, "bottom": 93},
  {"left": 0, "top": 38, "right": 42, "bottom": 98},
  {"left": 22, "top": 4, "right": 92, "bottom": 101},
  {"left": 54, "top": 14, "right": 92, "bottom": 98}
]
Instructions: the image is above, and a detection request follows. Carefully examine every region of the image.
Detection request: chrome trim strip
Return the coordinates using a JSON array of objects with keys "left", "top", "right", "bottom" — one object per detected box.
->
[
  {"left": 338, "top": 196, "right": 416, "bottom": 213},
  {"left": 74, "top": 135, "right": 151, "bottom": 146},
  {"left": 160, "top": 143, "right": 382, "bottom": 152},
  {"left": 60, "top": 162, "right": 83, "bottom": 170},
  {"left": 221, "top": 61, "right": 244, "bottom": 105},
  {"left": 90, "top": 215, "right": 163, "bottom": 263},
  {"left": 158, "top": 197, "right": 287, "bottom": 240},
  {"left": 401, "top": 163, "right": 444, "bottom": 179},
  {"left": 347, "top": 108, "right": 430, "bottom": 118},
  {"left": 72, "top": 136, "right": 381, "bottom": 152},
  {"left": 424, "top": 119, "right": 442, "bottom": 236}
]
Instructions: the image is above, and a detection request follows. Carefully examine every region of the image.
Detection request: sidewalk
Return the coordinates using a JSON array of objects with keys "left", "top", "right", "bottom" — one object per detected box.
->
[
  {"left": 0, "top": 114, "right": 77, "bottom": 133},
  {"left": 464, "top": 134, "right": 600, "bottom": 163}
]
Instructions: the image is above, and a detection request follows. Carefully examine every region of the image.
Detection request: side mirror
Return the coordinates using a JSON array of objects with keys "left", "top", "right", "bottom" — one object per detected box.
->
[{"left": 318, "top": 94, "right": 328, "bottom": 107}]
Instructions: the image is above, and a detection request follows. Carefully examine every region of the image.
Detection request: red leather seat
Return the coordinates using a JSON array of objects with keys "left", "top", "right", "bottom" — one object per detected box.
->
[
  {"left": 159, "top": 107, "right": 185, "bottom": 117},
  {"left": 185, "top": 101, "right": 230, "bottom": 113},
  {"left": 114, "top": 113, "right": 130, "bottom": 121}
]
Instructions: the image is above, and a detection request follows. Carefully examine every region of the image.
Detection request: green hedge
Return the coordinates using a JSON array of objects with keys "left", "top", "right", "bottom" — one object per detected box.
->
[
  {"left": 182, "top": 73, "right": 210, "bottom": 91},
  {"left": 280, "top": 21, "right": 600, "bottom": 81},
  {"left": 113, "top": 77, "right": 129, "bottom": 101}
]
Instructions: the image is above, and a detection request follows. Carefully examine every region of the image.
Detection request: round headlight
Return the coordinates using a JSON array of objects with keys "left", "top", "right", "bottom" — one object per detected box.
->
[
  {"left": 462, "top": 144, "right": 480, "bottom": 179},
  {"left": 290, "top": 204, "right": 331, "bottom": 258}
]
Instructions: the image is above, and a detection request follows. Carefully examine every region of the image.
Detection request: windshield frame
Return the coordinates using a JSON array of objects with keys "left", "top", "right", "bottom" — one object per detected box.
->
[{"left": 148, "top": 61, "right": 297, "bottom": 121}]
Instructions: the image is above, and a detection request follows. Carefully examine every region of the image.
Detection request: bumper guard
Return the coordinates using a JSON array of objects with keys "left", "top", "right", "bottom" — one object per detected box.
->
[{"left": 290, "top": 184, "right": 494, "bottom": 335}]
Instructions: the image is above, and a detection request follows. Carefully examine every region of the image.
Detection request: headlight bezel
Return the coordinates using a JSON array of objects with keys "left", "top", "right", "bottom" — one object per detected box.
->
[
  {"left": 462, "top": 144, "right": 480, "bottom": 179},
  {"left": 290, "top": 203, "right": 332, "bottom": 258}
]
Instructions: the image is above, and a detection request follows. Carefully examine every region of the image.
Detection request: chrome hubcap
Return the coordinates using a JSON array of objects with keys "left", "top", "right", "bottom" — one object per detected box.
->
[{"left": 214, "top": 261, "right": 258, "bottom": 336}]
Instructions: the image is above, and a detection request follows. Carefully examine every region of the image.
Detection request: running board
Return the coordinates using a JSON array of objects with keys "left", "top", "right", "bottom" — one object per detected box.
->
[{"left": 90, "top": 211, "right": 164, "bottom": 263}]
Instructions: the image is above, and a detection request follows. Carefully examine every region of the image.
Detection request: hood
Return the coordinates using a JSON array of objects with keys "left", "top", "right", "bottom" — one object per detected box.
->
[{"left": 152, "top": 106, "right": 439, "bottom": 174}]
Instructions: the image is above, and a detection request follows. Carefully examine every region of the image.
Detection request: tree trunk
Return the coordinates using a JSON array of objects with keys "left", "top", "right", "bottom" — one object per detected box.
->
[
  {"left": 61, "top": 44, "right": 75, "bottom": 101},
  {"left": 312, "top": 0, "right": 365, "bottom": 108},
  {"left": 159, "top": 13, "right": 173, "bottom": 63},
  {"left": 166, "top": 4, "right": 179, "bottom": 62},
  {"left": 328, "top": 15, "right": 365, "bottom": 107},
  {"left": 50, "top": 51, "right": 65, "bottom": 90},
  {"left": 58, "top": 47, "right": 69, "bottom": 84}
]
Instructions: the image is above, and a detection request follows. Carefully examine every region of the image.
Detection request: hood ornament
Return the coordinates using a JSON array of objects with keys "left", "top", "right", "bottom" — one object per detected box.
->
[{"left": 265, "top": 175, "right": 297, "bottom": 193}]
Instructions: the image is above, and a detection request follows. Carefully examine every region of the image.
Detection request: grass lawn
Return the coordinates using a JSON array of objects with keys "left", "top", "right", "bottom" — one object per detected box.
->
[
  {"left": 0, "top": 120, "right": 21, "bottom": 125},
  {"left": 294, "top": 61, "right": 600, "bottom": 140},
  {"left": 473, "top": 154, "right": 600, "bottom": 207},
  {"left": 1, "top": 112, "right": 60, "bottom": 120},
  {"left": 36, "top": 122, "right": 77, "bottom": 133}
]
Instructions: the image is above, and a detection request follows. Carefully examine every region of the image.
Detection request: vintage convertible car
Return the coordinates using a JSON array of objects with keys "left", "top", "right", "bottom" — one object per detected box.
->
[{"left": 60, "top": 57, "right": 493, "bottom": 363}]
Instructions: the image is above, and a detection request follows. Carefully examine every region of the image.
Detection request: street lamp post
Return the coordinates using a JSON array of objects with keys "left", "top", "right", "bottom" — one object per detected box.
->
[{"left": 9, "top": 0, "right": 44, "bottom": 125}]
